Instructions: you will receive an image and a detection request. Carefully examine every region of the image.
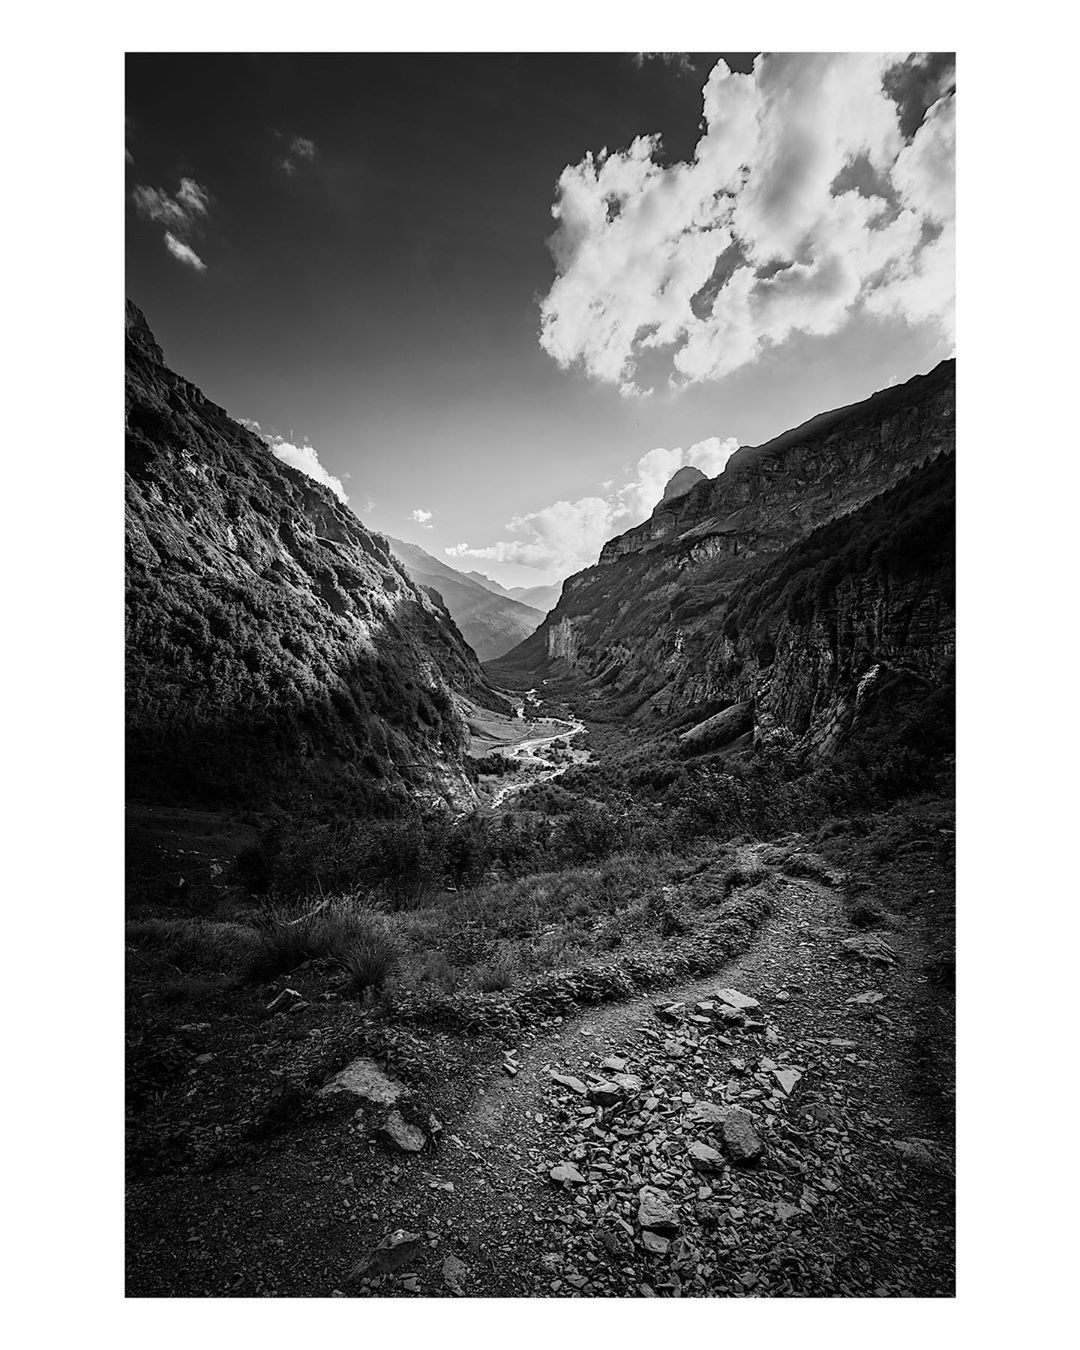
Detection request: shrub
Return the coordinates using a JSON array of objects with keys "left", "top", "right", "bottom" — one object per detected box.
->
[{"left": 248, "top": 895, "right": 398, "bottom": 989}]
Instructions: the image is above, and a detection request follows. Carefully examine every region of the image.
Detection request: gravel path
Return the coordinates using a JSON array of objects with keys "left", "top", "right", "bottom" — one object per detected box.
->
[
  {"left": 126, "top": 845, "right": 953, "bottom": 1298},
  {"left": 343, "top": 858, "right": 954, "bottom": 1298}
]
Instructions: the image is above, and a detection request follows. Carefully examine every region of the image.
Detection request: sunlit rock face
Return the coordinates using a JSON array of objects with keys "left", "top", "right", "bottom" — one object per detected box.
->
[
  {"left": 125, "top": 301, "right": 505, "bottom": 811},
  {"left": 489, "top": 362, "right": 954, "bottom": 756}
]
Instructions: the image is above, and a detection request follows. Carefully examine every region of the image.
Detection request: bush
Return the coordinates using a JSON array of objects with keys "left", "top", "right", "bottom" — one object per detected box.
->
[{"left": 248, "top": 895, "right": 399, "bottom": 988}]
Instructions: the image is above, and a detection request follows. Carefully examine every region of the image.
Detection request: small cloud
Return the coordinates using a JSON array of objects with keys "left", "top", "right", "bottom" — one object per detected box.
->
[
  {"left": 410, "top": 508, "right": 433, "bottom": 528},
  {"left": 243, "top": 420, "right": 348, "bottom": 503},
  {"left": 132, "top": 177, "right": 209, "bottom": 231},
  {"left": 163, "top": 232, "right": 206, "bottom": 272},
  {"left": 281, "top": 135, "right": 318, "bottom": 175},
  {"left": 133, "top": 176, "right": 211, "bottom": 270},
  {"left": 634, "top": 52, "right": 696, "bottom": 77}
]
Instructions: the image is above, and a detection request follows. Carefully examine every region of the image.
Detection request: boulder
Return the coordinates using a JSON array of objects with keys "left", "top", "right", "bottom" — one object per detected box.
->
[
  {"left": 348, "top": 1229, "right": 423, "bottom": 1282},
  {"left": 318, "top": 1057, "right": 408, "bottom": 1108},
  {"left": 587, "top": 1080, "right": 624, "bottom": 1107},
  {"left": 719, "top": 1106, "right": 764, "bottom": 1163},
  {"left": 637, "top": 1186, "right": 679, "bottom": 1232},
  {"left": 550, "top": 1162, "right": 586, "bottom": 1185},
  {"left": 379, "top": 1109, "right": 426, "bottom": 1153},
  {"left": 687, "top": 1141, "right": 725, "bottom": 1173},
  {"left": 715, "top": 988, "right": 761, "bottom": 1012},
  {"left": 549, "top": 1070, "right": 588, "bottom": 1095}
]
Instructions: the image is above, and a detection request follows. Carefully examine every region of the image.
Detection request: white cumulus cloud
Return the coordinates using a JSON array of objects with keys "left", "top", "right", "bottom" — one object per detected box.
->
[
  {"left": 445, "top": 436, "right": 738, "bottom": 578},
  {"left": 240, "top": 419, "right": 348, "bottom": 504},
  {"left": 539, "top": 53, "right": 955, "bottom": 392},
  {"left": 410, "top": 508, "right": 433, "bottom": 528}
]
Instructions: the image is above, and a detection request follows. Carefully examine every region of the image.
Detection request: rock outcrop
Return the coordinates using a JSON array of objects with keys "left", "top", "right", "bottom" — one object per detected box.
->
[
  {"left": 125, "top": 301, "right": 505, "bottom": 810},
  {"left": 488, "top": 362, "right": 955, "bottom": 757},
  {"left": 659, "top": 465, "right": 707, "bottom": 507}
]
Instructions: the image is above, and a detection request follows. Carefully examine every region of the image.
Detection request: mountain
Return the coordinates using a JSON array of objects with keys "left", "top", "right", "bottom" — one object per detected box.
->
[
  {"left": 659, "top": 465, "right": 707, "bottom": 506},
  {"left": 464, "top": 571, "right": 563, "bottom": 616},
  {"left": 506, "top": 583, "right": 563, "bottom": 614},
  {"left": 386, "top": 538, "right": 543, "bottom": 661},
  {"left": 464, "top": 569, "right": 509, "bottom": 595},
  {"left": 488, "top": 361, "right": 955, "bottom": 757},
  {"left": 125, "top": 301, "right": 507, "bottom": 813}
]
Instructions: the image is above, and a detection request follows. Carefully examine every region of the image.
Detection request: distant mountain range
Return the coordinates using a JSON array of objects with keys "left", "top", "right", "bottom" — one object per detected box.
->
[
  {"left": 463, "top": 572, "right": 563, "bottom": 616},
  {"left": 382, "top": 537, "right": 545, "bottom": 662}
]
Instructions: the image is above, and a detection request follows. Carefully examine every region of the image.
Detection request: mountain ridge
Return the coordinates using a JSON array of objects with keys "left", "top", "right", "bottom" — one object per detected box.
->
[
  {"left": 488, "top": 360, "right": 955, "bottom": 758},
  {"left": 125, "top": 300, "right": 506, "bottom": 813}
]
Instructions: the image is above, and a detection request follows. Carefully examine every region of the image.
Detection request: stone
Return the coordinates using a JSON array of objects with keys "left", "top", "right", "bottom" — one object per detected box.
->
[
  {"left": 685, "top": 1100, "right": 728, "bottom": 1127},
  {"left": 687, "top": 1141, "right": 725, "bottom": 1173},
  {"left": 587, "top": 1080, "right": 624, "bottom": 1106},
  {"left": 550, "top": 1162, "right": 586, "bottom": 1184},
  {"left": 442, "top": 1255, "right": 469, "bottom": 1295},
  {"left": 637, "top": 1186, "right": 679, "bottom": 1232},
  {"left": 840, "top": 935, "right": 896, "bottom": 965},
  {"left": 775, "top": 1201, "right": 801, "bottom": 1221},
  {"left": 641, "top": 1231, "right": 670, "bottom": 1255},
  {"left": 720, "top": 1106, "right": 764, "bottom": 1163},
  {"left": 549, "top": 1070, "right": 588, "bottom": 1095},
  {"left": 846, "top": 991, "right": 886, "bottom": 1005},
  {"left": 715, "top": 988, "right": 761, "bottom": 1012},
  {"left": 318, "top": 1057, "right": 408, "bottom": 1108},
  {"left": 601, "top": 1056, "right": 628, "bottom": 1072},
  {"left": 348, "top": 1230, "right": 422, "bottom": 1282},
  {"left": 771, "top": 1068, "right": 803, "bottom": 1096},
  {"left": 612, "top": 1072, "right": 644, "bottom": 1095},
  {"left": 379, "top": 1109, "right": 426, "bottom": 1153}
]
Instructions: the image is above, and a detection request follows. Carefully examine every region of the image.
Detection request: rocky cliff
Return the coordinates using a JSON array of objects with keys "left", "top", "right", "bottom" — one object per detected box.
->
[
  {"left": 488, "top": 362, "right": 954, "bottom": 757},
  {"left": 125, "top": 301, "right": 504, "bottom": 811}
]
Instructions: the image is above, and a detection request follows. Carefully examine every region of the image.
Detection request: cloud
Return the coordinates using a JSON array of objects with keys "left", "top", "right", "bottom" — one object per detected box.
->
[
  {"left": 634, "top": 53, "right": 696, "bottom": 77},
  {"left": 445, "top": 436, "right": 738, "bottom": 577},
  {"left": 410, "top": 508, "right": 433, "bottom": 528},
  {"left": 163, "top": 232, "right": 206, "bottom": 272},
  {"left": 281, "top": 135, "right": 318, "bottom": 175},
  {"left": 132, "top": 177, "right": 209, "bottom": 231},
  {"left": 539, "top": 53, "right": 955, "bottom": 392},
  {"left": 241, "top": 420, "right": 348, "bottom": 503},
  {"left": 132, "top": 176, "right": 211, "bottom": 270}
]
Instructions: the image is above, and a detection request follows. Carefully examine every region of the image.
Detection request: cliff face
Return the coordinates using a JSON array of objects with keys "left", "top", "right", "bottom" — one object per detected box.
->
[
  {"left": 125, "top": 302, "right": 502, "bottom": 811},
  {"left": 489, "top": 363, "right": 955, "bottom": 757}
]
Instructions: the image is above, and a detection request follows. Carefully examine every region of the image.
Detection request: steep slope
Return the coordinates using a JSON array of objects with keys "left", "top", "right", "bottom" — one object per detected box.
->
[
  {"left": 384, "top": 536, "right": 543, "bottom": 661},
  {"left": 125, "top": 301, "right": 505, "bottom": 812},
  {"left": 464, "top": 572, "right": 563, "bottom": 619},
  {"left": 489, "top": 362, "right": 954, "bottom": 755},
  {"left": 508, "top": 583, "right": 563, "bottom": 614}
]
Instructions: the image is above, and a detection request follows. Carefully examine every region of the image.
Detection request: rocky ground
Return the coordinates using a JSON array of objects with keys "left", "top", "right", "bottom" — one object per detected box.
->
[{"left": 127, "top": 833, "right": 954, "bottom": 1299}]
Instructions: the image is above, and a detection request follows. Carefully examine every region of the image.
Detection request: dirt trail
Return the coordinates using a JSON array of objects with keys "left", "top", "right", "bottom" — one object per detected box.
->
[
  {"left": 341, "top": 852, "right": 954, "bottom": 1298},
  {"left": 126, "top": 843, "right": 953, "bottom": 1299}
]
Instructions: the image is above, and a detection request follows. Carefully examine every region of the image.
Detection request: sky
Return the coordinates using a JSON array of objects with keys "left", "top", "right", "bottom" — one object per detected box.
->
[{"left": 126, "top": 52, "right": 955, "bottom": 588}]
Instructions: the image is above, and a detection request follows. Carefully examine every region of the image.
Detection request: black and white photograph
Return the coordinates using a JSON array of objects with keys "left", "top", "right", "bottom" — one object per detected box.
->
[
  {"left": 121, "top": 48, "right": 958, "bottom": 1300},
  {"left": 8, "top": 6, "right": 1077, "bottom": 1337}
]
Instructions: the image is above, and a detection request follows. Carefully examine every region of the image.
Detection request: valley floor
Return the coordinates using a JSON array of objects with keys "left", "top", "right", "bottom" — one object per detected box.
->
[{"left": 126, "top": 825, "right": 954, "bottom": 1298}]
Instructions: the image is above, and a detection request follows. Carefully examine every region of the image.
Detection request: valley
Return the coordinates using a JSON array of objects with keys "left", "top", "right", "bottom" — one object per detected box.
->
[{"left": 125, "top": 304, "right": 954, "bottom": 1299}]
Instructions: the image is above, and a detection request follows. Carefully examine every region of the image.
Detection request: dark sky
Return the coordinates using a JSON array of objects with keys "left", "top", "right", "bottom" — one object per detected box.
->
[{"left": 126, "top": 53, "right": 953, "bottom": 585}]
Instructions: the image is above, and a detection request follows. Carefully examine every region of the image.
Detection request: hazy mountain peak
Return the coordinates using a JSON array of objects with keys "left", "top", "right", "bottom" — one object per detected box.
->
[{"left": 659, "top": 464, "right": 707, "bottom": 507}]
